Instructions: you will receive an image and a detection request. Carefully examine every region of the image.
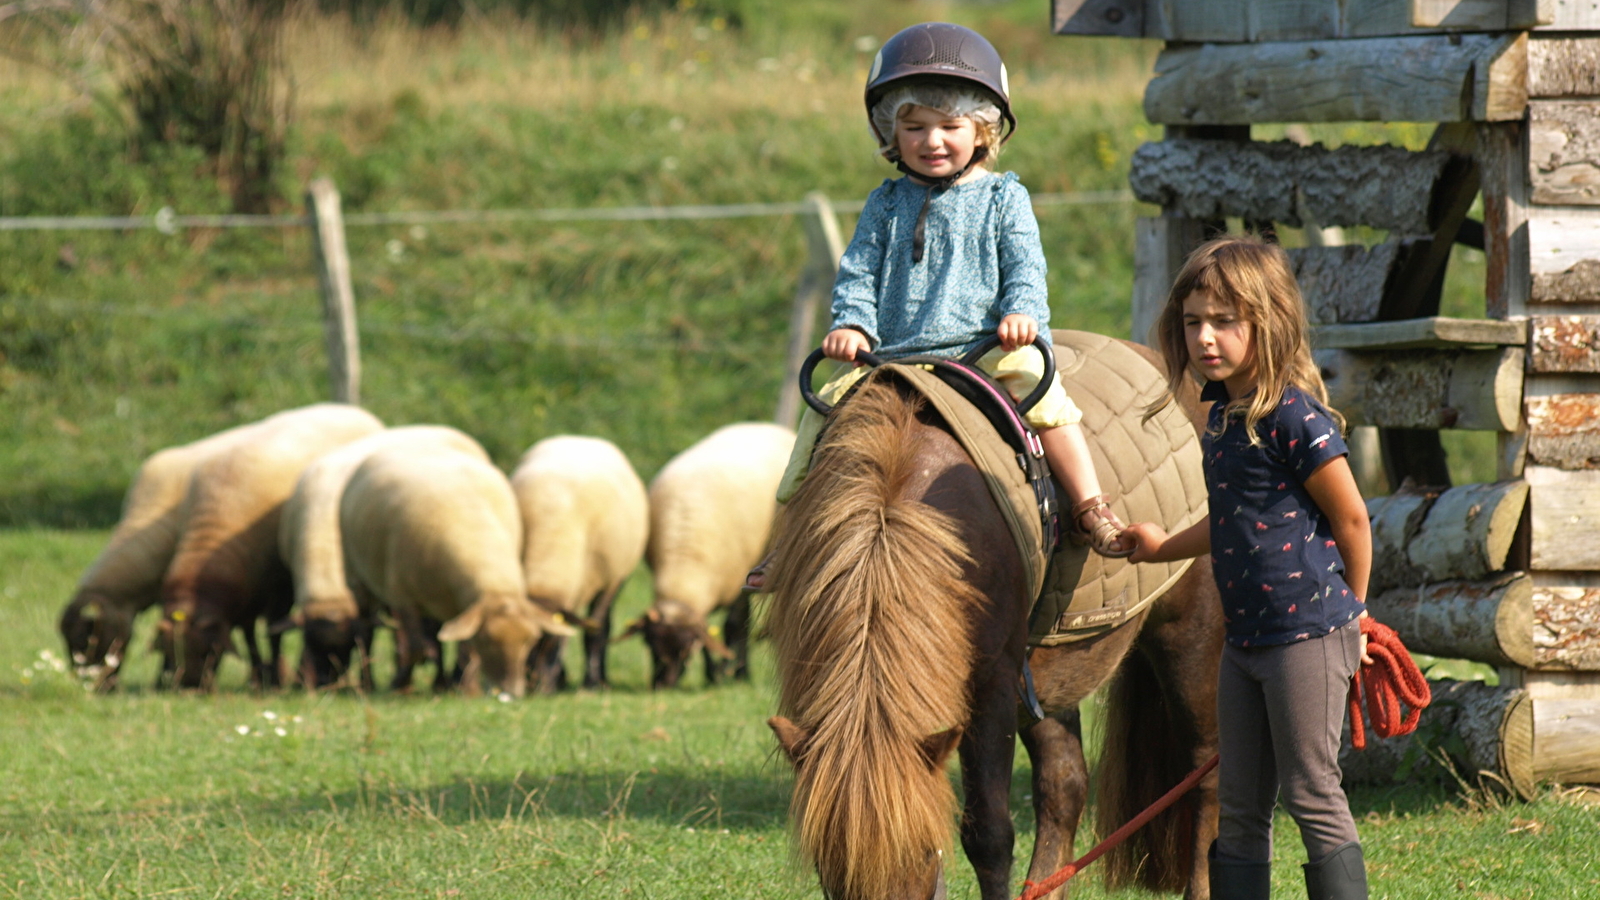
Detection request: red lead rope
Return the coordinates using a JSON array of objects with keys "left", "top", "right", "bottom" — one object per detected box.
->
[
  {"left": 1347, "top": 616, "right": 1432, "bottom": 750},
  {"left": 1017, "top": 618, "right": 1430, "bottom": 900},
  {"left": 1016, "top": 754, "right": 1218, "bottom": 900}
]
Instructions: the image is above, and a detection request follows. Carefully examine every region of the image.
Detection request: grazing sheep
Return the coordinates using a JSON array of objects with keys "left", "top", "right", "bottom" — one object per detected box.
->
[
  {"left": 156, "top": 403, "right": 384, "bottom": 689},
  {"left": 510, "top": 435, "right": 648, "bottom": 692},
  {"left": 58, "top": 422, "right": 260, "bottom": 689},
  {"left": 624, "top": 422, "right": 794, "bottom": 688},
  {"left": 276, "top": 425, "right": 489, "bottom": 690},
  {"left": 340, "top": 442, "right": 576, "bottom": 698}
]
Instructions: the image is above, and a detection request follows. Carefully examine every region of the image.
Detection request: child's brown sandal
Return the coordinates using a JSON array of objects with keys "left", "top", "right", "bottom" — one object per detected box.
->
[{"left": 1068, "top": 495, "right": 1135, "bottom": 559}]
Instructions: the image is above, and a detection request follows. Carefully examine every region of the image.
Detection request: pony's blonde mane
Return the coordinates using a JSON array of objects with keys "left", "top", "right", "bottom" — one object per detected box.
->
[{"left": 767, "top": 378, "right": 978, "bottom": 900}]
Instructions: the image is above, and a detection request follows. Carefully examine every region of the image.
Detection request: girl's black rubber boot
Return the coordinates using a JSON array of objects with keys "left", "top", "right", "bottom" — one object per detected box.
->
[
  {"left": 1303, "top": 841, "right": 1368, "bottom": 900},
  {"left": 1208, "top": 841, "right": 1270, "bottom": 900}
]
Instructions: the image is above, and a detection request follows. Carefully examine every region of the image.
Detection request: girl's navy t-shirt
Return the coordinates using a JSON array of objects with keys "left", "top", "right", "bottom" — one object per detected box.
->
[{"left": 1200, "top": 380, "right": 1365, "bottom": 648}]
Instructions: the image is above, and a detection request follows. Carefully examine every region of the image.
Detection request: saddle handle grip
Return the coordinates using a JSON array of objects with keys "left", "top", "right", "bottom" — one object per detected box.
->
[{"left": 798, "top": 334, "right": 1056, "bottom": 418}]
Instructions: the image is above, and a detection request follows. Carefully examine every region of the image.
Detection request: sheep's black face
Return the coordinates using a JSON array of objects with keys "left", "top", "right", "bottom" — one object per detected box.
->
[
  {"left": 301, "top": 617, "right": 362, "bottom": 688},
  {"left": 642, "top": 618, "right": 700, "bottom": 689},
  {"left": 173, "top": 614, "right": 232, "bottom": 689},
  {"left": 61, "top": 597, "right": 133, "bottom": 677}
]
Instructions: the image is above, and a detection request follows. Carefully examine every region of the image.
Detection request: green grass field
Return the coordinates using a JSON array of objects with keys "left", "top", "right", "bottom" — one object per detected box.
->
[
  {"left": 6, "top": 531, "right": 1600, "bottom": 900},
  {"left": 2, "top": 2, "right": 1587, "bottom": 897}
]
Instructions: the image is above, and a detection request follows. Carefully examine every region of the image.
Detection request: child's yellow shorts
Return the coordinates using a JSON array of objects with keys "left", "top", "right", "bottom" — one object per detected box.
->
[{"left": 776, "top": 343, "right": 1081, "bottom": 502}]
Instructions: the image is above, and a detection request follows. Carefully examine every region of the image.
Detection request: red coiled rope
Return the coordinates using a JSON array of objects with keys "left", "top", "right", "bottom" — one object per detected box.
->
[{"left": 1347, "top": 616, "right": 1432, "bottom": 750}]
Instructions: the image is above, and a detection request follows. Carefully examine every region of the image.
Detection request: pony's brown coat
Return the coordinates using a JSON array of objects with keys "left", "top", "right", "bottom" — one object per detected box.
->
[{"left": 767, "top": 381, "right": 977, "bottom": 900}]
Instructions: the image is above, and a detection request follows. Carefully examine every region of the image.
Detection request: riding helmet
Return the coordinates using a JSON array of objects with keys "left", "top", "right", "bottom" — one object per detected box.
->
[{"left": 864, "top": 22, "right": 1015, "bottom": 148}]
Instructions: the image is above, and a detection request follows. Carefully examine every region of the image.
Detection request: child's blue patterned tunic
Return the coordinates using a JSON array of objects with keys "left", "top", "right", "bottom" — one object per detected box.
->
[
  {"left": 830, "top": 171, "right": 1049, "bottom": 358},
  {"left": 1200, "top": 381, "right": 1364, "bottom": 648}
]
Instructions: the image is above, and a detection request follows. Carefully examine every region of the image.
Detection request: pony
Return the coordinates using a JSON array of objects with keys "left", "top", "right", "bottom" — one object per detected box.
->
[{"left": 766, "top": 352, "right": 1223, "bottom": 900}]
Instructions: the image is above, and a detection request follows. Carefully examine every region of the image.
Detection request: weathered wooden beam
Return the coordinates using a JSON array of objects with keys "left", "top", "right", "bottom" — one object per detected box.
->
[
  {"left": 1538, "top": 1, "right": 1600, "bottom": 30},
  {"left": 1317, "top": 347, "right": 1524, "bottom": 430},
  {"left": 1527, "top": 465, "right": 1600, "bottom": 569},
  {"left": 1131, "top": 216, "right": 1208, "bottom": 346},
  {"left": 1311, "top": 317, "right": 1527, "bottom": 349},
  {"left": 1479, "top": 121, "right": 1532, "bottom": 318},
  {"left": 1291, "top": 242, "right": 1397, "bottom": 324},
  {"left": 1051, "top": 0, "right": 1143, "bottom": 36},
  {"left": 1530, "top": 206, "right": 1600, "bottom": 302},
  {"left": 1529, "top": 101, "right": 1600, "bottom": 206},
  {"left": 1144, "top": 34, "right": 1526, "bottom": 125},
  {"left": 1367, "top": 572, "right": 1533, "bottom": 668},
  {"left": 1530, "top": 316, "right": 1600, "bottom": 372},
  {"left": 1529, "top": 35, "right": 1600, "bottom": 97},
  {"left": 1534, "top": 585, "right": 1600, "bottom": 671},
  {"left": 1534, "top": 697, "right": 1600, "bottom": 783},
  {"left": 1526, "top": 393, "right": 1600, "bottom": 469},
  {"left": 1367, "top": 480, "right": 1530, "bottom": 593},
  {"left": 1339, "top": 679, "right": 1534, "bottom": 799},
  {"left": 1129, "top": 139, "right": 1455, "bottom": 231}
]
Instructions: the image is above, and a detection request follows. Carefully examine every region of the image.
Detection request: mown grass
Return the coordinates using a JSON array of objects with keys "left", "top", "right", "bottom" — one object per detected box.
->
[{"left": 6, "top": 531, "right": 1599, "bottom": 900}]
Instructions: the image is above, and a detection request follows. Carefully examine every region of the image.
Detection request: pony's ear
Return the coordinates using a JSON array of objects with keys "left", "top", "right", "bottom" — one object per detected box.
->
[
  {"left": 768, "top": 716, "right": 811, "bottom": 766},
  {"left": 918, "top": 727, "right": 963, "bottom": 772}
]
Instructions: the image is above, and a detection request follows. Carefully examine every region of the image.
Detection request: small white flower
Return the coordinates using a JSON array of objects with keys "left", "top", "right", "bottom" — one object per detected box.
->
[
  {"left": 854, "top": 35, "right": 879, "bottom": 53},
  {"left": 274, "top": 727, "right": 287, "bottom": 737},
  {"left": 236, "top": 725, "right": 250, "bottom": 735},
  {"left": 291, "top": 716, "right": 303, "bottom": 724},
  {"left": 496, "top": 692, "right": 513, "bottom": 703},
  {"left": 386, "top": 239, "right": 405, "bottom": 262},
  {"left": 686, "top": 827, "right": 696, "bottom": 833},
  {"left": 262, "top": 710, "right": 278, "bottom": 721}
]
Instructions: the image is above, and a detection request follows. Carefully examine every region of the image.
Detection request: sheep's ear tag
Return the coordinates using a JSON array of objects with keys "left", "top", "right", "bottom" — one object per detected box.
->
[
  {"left": 170, "top": 610, "right": 187, "bottom": 623},
  {"left": 552, "top": 613, "right": 565, "bottom": 624},
  {"left": 708, "top": 625, "right": 722, "bottom": 637}
]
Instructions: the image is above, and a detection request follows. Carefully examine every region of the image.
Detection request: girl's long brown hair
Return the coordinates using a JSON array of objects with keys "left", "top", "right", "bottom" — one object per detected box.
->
[{"left": 1151, "top": 235, "right": 1344, "bottom": 444}]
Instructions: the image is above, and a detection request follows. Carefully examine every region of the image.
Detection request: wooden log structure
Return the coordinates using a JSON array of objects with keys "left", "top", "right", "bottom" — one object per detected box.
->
[
  {"left": 1525, "top": 391, "right": 1600, "bottom": 469},
  {"left": 1535, "top": 585, "right": 1600, "bottom": 671},
  {"left": 1142, "top": 34, "right": 1527, "bottom": 125},
  {"left": 1529, "top": 207, "right": 1600, "bottom": 302},
  {"left": 1129, "top": 138, "right": 1455, "bottom": 232},
  {"left": 1311, "top": 316, "right": 1526, "bottom": 349},
  {"left": 1339, "top": 679, "right": 1534, "bottom": 799},
  {"left": 1530, "top": 316, "right": 1600, "bottom": 373},
  {"left": 1527, "top": 466, "right": 1600, "bottom": 570},
  {"left": 1368, "top": 572, "right": 1533, "bottom": 668},
  {"left": 1316, "top": 346, "right": 1524, "bottom": 431},
  {"left": 1054, "top": 0, "right": 1595, "bottom": 41},
  {"left": 1529, "top": 101, "right": 1600, "bottom": 206},
  {"left": 1529, "top": 35, "right": 1600, "bottom": 98},
  {"left": 1367, "top": 480, "right": 1528, "bottom": 593}
]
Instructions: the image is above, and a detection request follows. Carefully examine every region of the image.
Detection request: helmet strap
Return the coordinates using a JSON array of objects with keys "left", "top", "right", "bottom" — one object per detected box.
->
[{"left": 899, "top": 145, "right": 988, "bottom": 264}]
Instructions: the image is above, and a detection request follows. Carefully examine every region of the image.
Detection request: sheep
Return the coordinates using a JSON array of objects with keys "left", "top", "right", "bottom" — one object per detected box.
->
[
  {"left": 155, "top": 403, "right": 384, "bottom": 689},
  {"left": 623, "top": 422, "right": 794, "bottom": 688},
  {"left": 275, "top": 425, "right": 489, "bottom": 690},
  {"left": 509, "top": 435, "right": 648, "bottom": 693},
  {"left": 58, "top": 421, "right": 262, "bottom": 689},
  {"left": 340, "top": 441, "right": 575, "bottom": 698}
]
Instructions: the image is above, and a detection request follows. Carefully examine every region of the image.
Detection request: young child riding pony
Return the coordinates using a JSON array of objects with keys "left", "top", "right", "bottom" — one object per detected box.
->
[
  {"left": 1123, "top": 236, "right": 1374, "bottom": 900},
  {"left": 747, "top": 22, "right": 1128, "bottom": 590}
]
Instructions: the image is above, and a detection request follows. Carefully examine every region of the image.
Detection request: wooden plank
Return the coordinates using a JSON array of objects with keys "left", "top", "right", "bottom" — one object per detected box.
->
[
  {"left": 1310, "top": 317, "right": 1527, "bottom": 349},
  {"left": 1291, "top": 242, "right": 1395, "bottom": 324},
  {"left": 1367, "top": 572, "right": 1533, "bottom": 668},
  {"left": 1132, "top": 216, "right": 1207, "bottom": 346},
  {"left": 1529, "top": 101, "right": 1600, "bottom": 206},
  {"left": 1144, "top": 34, "right": 1527, "bottom": 125},
  {"left": 306, "top": 177, "right": 360, "bottom": 406},
  {"left": 775, "top": 192, "right": 844, "bottom": 431},
  {"left": 1051, "top": 0, "right": 1144, "bottom": 37},
  {"left": 1521, "top": 667, "right": 1600, "bottom": 699},
  {"left": 1537, "top": 0, "right": 1600, "bottom": 29},
  {"left": 1340, "top": 679, "right": 1535, "bottom": 799},
  {"left": 1367, "top": 480, "right": 1530, "bottom": 592},
  {"left": 1411, "top": 0, "right": 1519, "bottom": 28},
  {"left": 1479, "top": 121, "right": 1532, "bottom": 318},
  {"left": 1318, "top": 347, "right": 1524, "bottom": 430},
  {"left": 1534, "top": 585, "right": 1600, "bottom": 670},
  {"left": 1529, "top": 35, "right": 1600, "bottom": 96},
  {"left": 1534, "top": 698, "right": 1600, "bottom": 782},
  {"left": 1129, "top": 138, "right": 1453, "bottom": 232},
  {"left": 1147, "top": 0, "right": 1249, "bottom": 41},
  {"left": 1526, "top": 392, "right": 1600, "bottom": 469},
  {"left": 1530, "top": 315, "right": 1600, "bottom": 372},
  {"left": 1530, "top": 206, "right": 1600, "bottom": 302},
  {"left": 1527, "top": 465, "right": 1600, "bottom": 569}
]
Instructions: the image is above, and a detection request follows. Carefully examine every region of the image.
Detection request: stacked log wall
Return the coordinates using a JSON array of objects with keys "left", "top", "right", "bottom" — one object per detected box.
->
[{"left": 1084, "top": 0, "right": 1600, "bottom": 792}]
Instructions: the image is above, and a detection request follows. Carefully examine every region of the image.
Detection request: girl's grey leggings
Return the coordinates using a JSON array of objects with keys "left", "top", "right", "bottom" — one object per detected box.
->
[{"left": 1215, "top": 618, "right": 1362, "bottom": 863}]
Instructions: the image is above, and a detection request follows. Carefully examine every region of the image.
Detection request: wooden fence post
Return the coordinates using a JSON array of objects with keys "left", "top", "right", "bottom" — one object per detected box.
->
[
  {"left": 775, "top": 191, "right": 844, "bottom": 430},
  {"left": 307, "top": 177, "right": 361, "bottom": 405}
]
